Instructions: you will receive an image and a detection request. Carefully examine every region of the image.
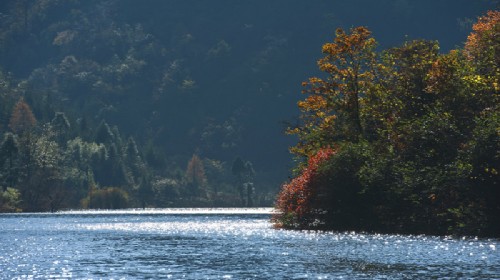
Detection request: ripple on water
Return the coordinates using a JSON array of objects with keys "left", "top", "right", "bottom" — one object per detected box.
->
[{"left": 0, "top": 209, "right": 499, "bottom": 279}]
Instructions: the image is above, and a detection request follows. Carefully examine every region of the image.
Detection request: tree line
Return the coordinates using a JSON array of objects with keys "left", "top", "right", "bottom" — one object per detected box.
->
[{"left": 0, "top": 96, "right": 265, "bottom": 211}]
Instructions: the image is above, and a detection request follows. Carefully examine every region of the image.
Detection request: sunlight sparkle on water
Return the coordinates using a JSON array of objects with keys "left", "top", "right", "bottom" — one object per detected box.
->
[
  {"left": 1, "top": 209, "right": 499, "bottom": 279},
  {"left": 58, "top": 207, "right": 276, "bottom": 215},
  {"left": 80, "top": 219, "right": 270, "bottom": 237}
]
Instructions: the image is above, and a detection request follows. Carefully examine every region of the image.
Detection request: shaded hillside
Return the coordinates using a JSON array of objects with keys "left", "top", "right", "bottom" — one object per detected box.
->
[{"left": 0, "top": 0, "right": 496, "bottom": 211}]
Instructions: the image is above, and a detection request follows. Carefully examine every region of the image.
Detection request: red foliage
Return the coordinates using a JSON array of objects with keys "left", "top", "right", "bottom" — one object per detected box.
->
[{"left": 275, "top": 147, "right": 336, "bottom": 222}]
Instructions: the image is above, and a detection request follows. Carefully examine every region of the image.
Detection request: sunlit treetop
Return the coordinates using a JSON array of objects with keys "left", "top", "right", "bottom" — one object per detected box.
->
[
  {"left": 465, "top": 10, "right": 500, "bottom": 60},
  {"left": 289, "top": 26, "right": 377, "bottom": 157},
  {"left": 464, "top": 10, "right": 499, "bottom": 84}
]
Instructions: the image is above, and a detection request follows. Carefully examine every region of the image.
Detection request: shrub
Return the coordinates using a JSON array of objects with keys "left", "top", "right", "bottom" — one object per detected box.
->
[
  {"left": 0, "top": 187, "right": 21, "bottom": 212},
  {"left": 82, "top": 187, "right": 129, "bottom": 209},
  {"left": 274, "top": 147, "right": 335, "bottom": 229}
]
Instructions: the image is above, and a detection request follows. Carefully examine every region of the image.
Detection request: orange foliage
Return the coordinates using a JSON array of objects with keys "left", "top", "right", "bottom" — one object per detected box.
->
[
  {"left": 186, "top": 154, "right": 206, "bottom": 187},
  {"left": 289, "top": 27, "right": 377, "bottom": 156},
  {"left": 425, "top": 50, "right": 462, "bottom": 94},
  {"left": 318, "top": 27, "right": 376, "bottom": 91},
  {"left": 464, "top": 10, "right": 499, "bottom": 61},
  {"left": 8, "top": 98, "right": 37, "bottom": 134}
]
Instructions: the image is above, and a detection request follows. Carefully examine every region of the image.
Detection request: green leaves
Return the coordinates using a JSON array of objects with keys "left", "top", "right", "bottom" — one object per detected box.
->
[
  {"left": 290, "top": 27, "right": 378, "bottom": 157},
  {"left": 278, "top": 13, "right": 500, "bottom": 236}
]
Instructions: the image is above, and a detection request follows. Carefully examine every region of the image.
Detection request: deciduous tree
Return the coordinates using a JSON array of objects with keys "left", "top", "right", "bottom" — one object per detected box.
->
[
  {"left": 9, "top": 98, "right": 37, "bottom": 135},
  {"left": 185, "top": 154, "right": 206, "bottom": 197},
  {"left": 289, "top": 27, "right": 377, "bottom": 157}
]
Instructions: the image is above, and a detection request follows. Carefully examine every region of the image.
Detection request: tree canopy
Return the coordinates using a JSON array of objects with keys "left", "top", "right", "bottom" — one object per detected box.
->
[
  {"left": 0, "top": 1, "right": 495, "bottom": 216},
  {"left": 274, "top": 11, "right": 500, "bottom": 237}
]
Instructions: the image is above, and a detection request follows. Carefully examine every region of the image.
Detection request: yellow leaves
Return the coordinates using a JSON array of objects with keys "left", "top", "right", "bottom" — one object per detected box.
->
[
  {"left": 297, "top": 100, "right": 307, "bottom": 109},
  {"left": 460, "top": 73, "right": 497, "bottom": 92},
  {"left": 319, "top": 115, "right": 337, "bottom": 130},
  {"left": 316, "top": 111, "right": 326, "bottom": 118},
  {"left": 485, "top": 167, "right": 498, "bottom": 175},
  {"left": 298, "top": 95, "right": 327, "bottom": 111},
  {"left": 462, "top": 74, "right": 485, "bottom": 85},
  {"left": 309, "top": 77, "right": 323, "bottom": 83},
  {"left": 317, "top": 27, "right": 377, "bottom": 88},
  {"left": 290, "top": 26, "right": 378, "bottom": 156},
  {"left": 322, "top": 43, "right": 338, "bottom": 55},
  {"left": 335, "top": 28, "right": 345, "bottom": 37},
  {"left": 318, "top": 62, "right": 336, "bottom": 73},
  {"left": 305, "top": 77, "right": 324, "bottom": 86},
  {"left": 286, "top": 127, "right": 301, "bottom": 135}
]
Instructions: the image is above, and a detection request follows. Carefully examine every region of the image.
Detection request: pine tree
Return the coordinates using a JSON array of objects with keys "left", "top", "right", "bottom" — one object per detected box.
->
[{"left": 0, "top": 133, "right": 19, "bottom": 191}]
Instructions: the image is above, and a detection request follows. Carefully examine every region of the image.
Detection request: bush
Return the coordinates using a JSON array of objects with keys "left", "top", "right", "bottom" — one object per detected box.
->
[
  {"left": 0, "top": 187, "right": 21, "bottom": 212},
  {"left": 82, "top": 187, "right": 129, "bottom": 209},
  {"left": 274, "top": 148, "right": 336, "bottom": 229}
]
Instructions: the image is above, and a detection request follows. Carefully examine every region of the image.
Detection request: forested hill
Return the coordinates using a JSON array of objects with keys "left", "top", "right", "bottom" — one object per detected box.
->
[{"left": 0, "top": 0, "right": 496, "bottom": 211}]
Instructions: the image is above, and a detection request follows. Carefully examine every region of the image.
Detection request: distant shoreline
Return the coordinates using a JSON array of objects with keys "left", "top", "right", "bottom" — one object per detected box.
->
[{"left": 0, "top": 207, "right": 277, "bottom": 216}]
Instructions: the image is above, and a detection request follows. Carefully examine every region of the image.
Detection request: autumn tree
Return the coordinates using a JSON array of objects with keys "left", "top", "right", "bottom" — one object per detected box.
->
[
  {"left": 289, "top": 27, "right": 377, "bottom": 157},
  {"left": 464, "top": 10, "right": 500, "bottom": 79},
  {"left": 460, "top": 10, "right": 500, "bottom": 236},
  {"left": 8, "top": 98, "right": 37, "bottom": 183},
  {"left": 276, "top": 13, "right": 500, "bottom": 237},
  {"left": 185, "top": 154, "right": 207, "bottom": 197},
  {"left": 279, "top": 27, "right": 380, "bottom": 229},
  {"left": 9, "top": 98, "right": 37, "bottom": 135},
  {"left": 462, "top": 10, "right": 500, "bottom": 129}
]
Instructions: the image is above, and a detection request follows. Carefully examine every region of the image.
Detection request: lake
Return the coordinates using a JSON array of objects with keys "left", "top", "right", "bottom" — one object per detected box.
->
[{"left": 1, "top": 208, "right": 498, "bottom": 279}]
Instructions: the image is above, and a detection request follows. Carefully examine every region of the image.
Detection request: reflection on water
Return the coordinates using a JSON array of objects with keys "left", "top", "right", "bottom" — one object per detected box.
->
[{"left": 1, "top": 208, "right": 499, "bottom": 279}]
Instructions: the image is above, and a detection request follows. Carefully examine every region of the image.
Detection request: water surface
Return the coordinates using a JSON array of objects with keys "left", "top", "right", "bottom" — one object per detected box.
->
[{"left": 1, "top": 208, "right": 498, "bottom": 279}]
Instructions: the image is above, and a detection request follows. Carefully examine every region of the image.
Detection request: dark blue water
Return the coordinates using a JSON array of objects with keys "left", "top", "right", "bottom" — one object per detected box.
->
[{"left": 1, "top": 208, "right": 498, "bottom": 279}]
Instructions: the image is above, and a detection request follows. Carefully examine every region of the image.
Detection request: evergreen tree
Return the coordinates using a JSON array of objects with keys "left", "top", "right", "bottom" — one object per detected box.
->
[
  {"left": 94, "top": 120, "right": 114, "bottom": 145},
  {"left": 0, "top": 132, "right": 19, "bottom": 191},
  {"left": 231, "top": 157, "right": 255, "bottom": 206},
  {"left": 51, "top": 112, "right": 71, "bottom": 146}
]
